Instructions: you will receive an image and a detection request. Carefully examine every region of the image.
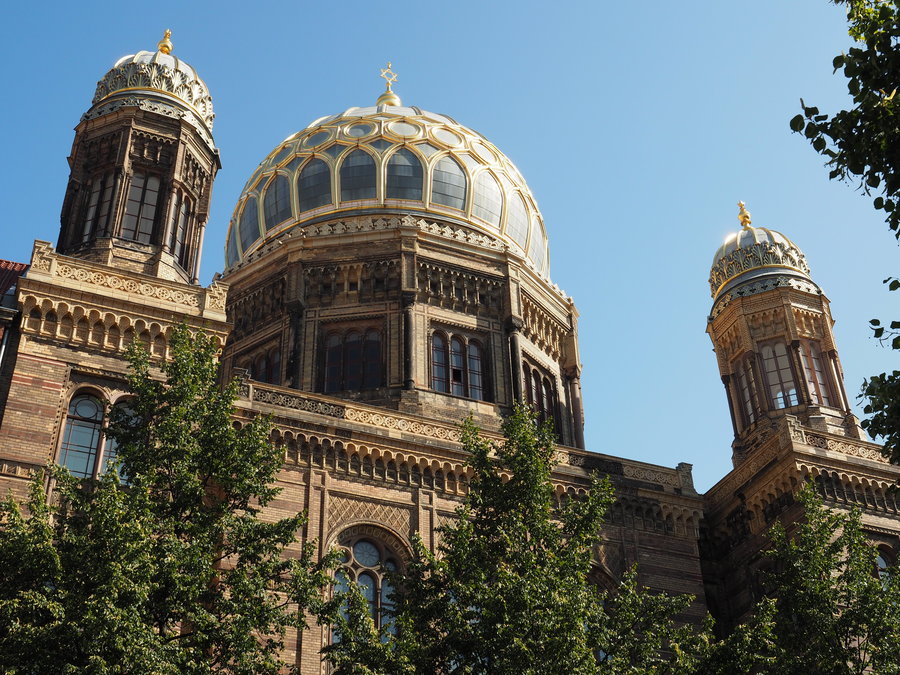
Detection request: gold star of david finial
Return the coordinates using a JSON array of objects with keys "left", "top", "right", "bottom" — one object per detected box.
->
[
  {"left": 158, "top": 29, "right": 173, "bottom": 54},
  {"left": 737, "top": 201, "right": 752, "bottom": 228},
  {"left": 377, "top": 62, "right": 402, "bottom": 106}
]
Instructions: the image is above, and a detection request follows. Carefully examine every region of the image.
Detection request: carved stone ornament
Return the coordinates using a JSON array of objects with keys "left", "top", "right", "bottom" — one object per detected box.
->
[{"left": 708, "top": 239, "right": 810, "bottom": 298}]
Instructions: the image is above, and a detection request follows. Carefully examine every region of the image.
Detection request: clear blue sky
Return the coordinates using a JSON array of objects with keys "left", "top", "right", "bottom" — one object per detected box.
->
[{"left": 4, "top": 1, "right": 898, "bottom": 491}]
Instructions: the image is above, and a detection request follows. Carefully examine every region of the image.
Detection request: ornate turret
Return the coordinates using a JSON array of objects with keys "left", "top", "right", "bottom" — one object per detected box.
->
[
  {"left": 57, "top": 31, "right": 220, "bottom": 283},
  {"left": 707, "top": 203, "right": 860, "bottom": 464}
]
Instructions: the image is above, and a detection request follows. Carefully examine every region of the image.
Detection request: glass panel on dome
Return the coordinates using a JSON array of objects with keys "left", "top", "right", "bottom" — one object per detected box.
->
[
  {"left": 414, "top": 142, "right": 439, "bottom": 158},
  {"left": 238, "top": 197, "right": 260, "bottom": 252},
  {"left": 431, "top": 156, "right": 467, "bottom": 210},
  {"left": 386, "top": 148, "right": 423, "bottom": 200},
  {"left": 285, "top": 156, "right": 304, "bottom": 173},
  {"left": 472, "top": 141, "right": 496, "bottom": 163},
  {"left": 368, "top": 139, "right": 393, "bottom": 152},
  {"left": 388, "top": 121, "right": 419, "bottom": 138},
  {"left": 528, "top": 217, "right": 546, "bottom": 271},
  {"left": 303, "top": 130, "right": 330, "bottom": 148},
  {"left": 226, "top": 225, "right": 239, "bottom": 267},
  {"left": 506, "top": 193, "right": 529, "bottom": 248},
  {"left": 346, "top": 123, "right": 373, "bottom": 138},
  {"left": 298, "top": 159, "right": 332, "bottom": 211},
  {"left": 456, "top": 153, "right": 481, "bottom": 170},
  {"left": 271, "top": 146, "right": 292, "bottom": 165},
  {"left": 340, "top": 149, "right": 377, "bottom": 201},
  {"left": 434, "top": 129, "right": 461, "bottom": 146},
  {"left": 263, "top": 175, "right": 292, "bottom": 230},
  {"left": 473, "top": 172, "right": 503, "bottom": 227},
  {"left": 324, "top": 144, "right": 348, "bottom": 159}
]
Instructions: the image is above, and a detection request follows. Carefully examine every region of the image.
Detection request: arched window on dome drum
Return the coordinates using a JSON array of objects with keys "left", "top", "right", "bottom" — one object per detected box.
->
[
  {"left": 323, "top": 328, "right": 383, "bottom": 393},
  {"left": 298, "top": 158, "right": 332, "bottom": 211},
  {"left": 226, "top": 224, "right": 239, "bottom": 267},
  {"left": 431, "top": 156, "right": 467, "bottom": 210},
  {"left": 528, "top": 216, "right": 547, "bottom": 272},
  {"left": 799, "top": 339, "right": 832, "bottom": 406},
  {"left": 169, "top": 190, "right": 194, "bottom": 271},
  {"left": 340, "top": 149, "right": 377, "bottom": 201},
  {"left": 263, "top": 174, "right": 292, "bottom": 230},
  {"left": 473, "top": 171, "right": 503, "bottom": 226},
  {"left": 430, "top": 331, "right": 490, "bottom": 401},
  {"left": 238, "top": 196, "right": 260, "bottom": 253},
  {"left": 506, "top": 192, "right": 529, "bottom": 248},
  {"left": 121, "top": 172, "right": 161, "bottom": 244},
  {"left": 81, "top": 171, "right": 116, "bottom": 243},
  {"left": 386, "top": 148, "right": 423, "bottom": 200},
  {"left": 760, "top": 340, "right": 798, "bottom": 409}
]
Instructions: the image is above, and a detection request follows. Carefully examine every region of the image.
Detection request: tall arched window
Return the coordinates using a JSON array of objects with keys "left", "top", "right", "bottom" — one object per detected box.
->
[
  {"left": 386, "top": 148, "right": 423, "bottom": 200},
  {"left": 81, "top": 171, "right": 116, "bottom": 243},
  {"left": 734, "top": 355, "right": 761, "bottom": 427},
  {"left": 263, "top": 174, "right": 292, "bottom": 230},
  {"left": 332, "top": 537, "right": 400, "bottom": 641},
  {"left": 323, "top": 328, "right": 383, "bottom": 394},
  {"left": 528, "top": 217, "right": 547, "bottom": 273},
  {"left": 59, "top": 393, "right": 123, "bottom": 479},
  {"left": 169, "top": 190, "right": 194, "bottom": 270},
  {"left": 430, "top": 331, "right": 490, "bottom": 401},
  {"left": 121, "top": 172, "right": 161, "bottom": 244},
  {"left": 760, "top": 341, "right": 798, "bottom": 409},
  {"left": 523, "top": 362, "right": 557, "bottom": 429},
  {"left": 298, "top": 158, "right": 332, "bottom": 211},
  {"left": 799, "top": 340, "right": 832, "bottom": 406},
  {"left": 505, "top": 192, "right": 529, "bottom": 248},
  {"left": 473, "top": 171, "right": 503, "bottom": 226},
  {"left": 431, "top": 156, "right": 467, "bottom": 210},
  {"left": 340, "top": 149, "right": 377, "bottom": 201},
  {"left": 238, "top": 196, "right": 260, "bottom": 252}
]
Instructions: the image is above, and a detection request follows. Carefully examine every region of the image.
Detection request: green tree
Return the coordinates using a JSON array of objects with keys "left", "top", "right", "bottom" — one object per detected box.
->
[
  {"left": 0, "top": 325, "right": 337, "bottom": 674},
  {"left": 759, "top": 484, "right": 900, "bottom": 674},
  {"left": 324, "top": 405, "right": 748, "bottom": 675},
  {"left": 789, "top": 0, "right": 900, "bottom": 462}
]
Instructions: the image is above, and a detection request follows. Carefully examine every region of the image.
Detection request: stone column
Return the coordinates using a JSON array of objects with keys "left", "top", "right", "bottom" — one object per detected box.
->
[
  {"left": 507, "top": 318, "right": 524, "bottom": 403},
  {"left": 566, "top": 366, "right": 585, "bottom": 449},
  {"left": 402, "top": 291, "right": 416, "bottom": 390}
]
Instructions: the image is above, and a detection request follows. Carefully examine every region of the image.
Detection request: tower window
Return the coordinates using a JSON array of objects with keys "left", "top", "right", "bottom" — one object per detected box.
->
[
  {"left": 322, "top": 328, "right": 383, "bottom": 394},
  {"left": 58, "top": 393, "right": 124, "bottom": 479},
  {"left": 81, "top": 171, "right": 115, "bottom": 243},
  {"left": 340, "top": 149, "right": 376, "bottom": 201},
  {"left": 430, "top": 331, "right": 490, "bottom": 401},
  {"left": 169, "top": 190, "right": 194, "bottom": 271},
  {"left": 735, "top": 356, "right": 761, "bottom": 427},
  {"left": 523, "top": 361, "right": 557, "bottom": 429},
  {"left": 263, "top": 174, "right": 292, "bottom": 230},
  {"left": 386, "top": 148, "right": 423, "bottom": 200},
  {"left": 760, "top": 340, "right": 798, "bottom": 409},
  {"left": 249, "top": 346, "right": 282, "bottom": 385},
  {"left": 431, "top": 156, "right": 467, "bottom": 210},
  {"left": 121, "top": 172, "right": 161, "bottom": 244},
  {"left": 298, "top": 158, "right": 332, "bottom": 211},
  {"left": 799, "top": 340, "right": 832, "bottom": 406}
]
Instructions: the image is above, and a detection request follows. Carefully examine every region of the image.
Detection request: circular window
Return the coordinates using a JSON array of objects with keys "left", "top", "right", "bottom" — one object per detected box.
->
[
  {"left": 433, "top": 128, "right": 461, "bottom": 147},
  {"left": 353, "top": 540, "right": 380, "bottom": 566},
  {"left": 472, "top": 141, "right": 496, "bottom": 163},
  {"left": 388, "top": 121, "right": 420, "bottom": 138},
  {"left": 303, "top": 130, "right": 330, "bottom": 148},
  {"left": 346, "top": 123, "right": 374, "bottom": 138}
]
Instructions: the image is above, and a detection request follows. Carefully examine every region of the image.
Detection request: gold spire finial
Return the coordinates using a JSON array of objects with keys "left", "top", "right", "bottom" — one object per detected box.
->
[
  {"left": 377, "top": 61, "right": 402, "bottom": 106},
  {"left": 737, "top": 201, "right": 752, "bottom": 228},
  {"left": 158, "top": 29, "right": 173, "bottom": 55}
]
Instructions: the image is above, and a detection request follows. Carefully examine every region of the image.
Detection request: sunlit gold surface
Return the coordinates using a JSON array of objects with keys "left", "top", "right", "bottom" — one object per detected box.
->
[
  {"left": 377, "top": 62, "right": 401, "bottom": 106},
  {"left": 157, "top": 29, "right": 173, "bottom": 55},
  {"left": 737, "top": 200, "right": 752, "bottom": 228}
]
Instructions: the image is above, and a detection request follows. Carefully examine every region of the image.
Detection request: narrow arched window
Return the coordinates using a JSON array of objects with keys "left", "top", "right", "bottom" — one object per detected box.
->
[
  {"left": 268, "top": 348, "right": 281, "bottom": 385},
  {"left": 432, "top": 333, "right": 449, "bottom": 393},
  {"left": 263, "top": 174, "right": 292, "bottom": 230},
  {"left": 321, "top": 329, "right": 383, "bottom": 393},
  {"left": 524, "top": 361, "right": 556, "bottom": 428},
  {"left": 298, "top": 158, "right": 332, "bottom": 211},
  {"left": 60, "top": 394, "right": 104, "bottom": 478},
  {"left": 363, "top": 330, "right": 382, "bottom": 389},
  {"left": 81, "top": 171, "right": 115, "bottom": 243},
  {"left": 324, "top": 334, "right": 342, "bottom": 394},
  {"left": 386, "top": 148, "right": 423, "bottom": 200},
  {"left": 121, "top": 172, "right": 161, "bottom": 244},
  {"left": 473, "top": 171, "right": 503, "bottom": 226},
  {"left": 799, "top": 340, "right": 832, "bottom": 406},
  {"left": 340, "top": 150, "right": 376, "bottom": 201},
  {"left": 226, "top": 224, "right": 240, "bottom": 267},
  {"left": 450, "top": 337, "right": 466, "bottom": 397},
  {"left": 506, "top": 192, "right": 529, "bottom": 248},
  {"left": 735, "top": 356, "right": 760, "bottom": 427},
  {"left": 344, "top": 332, "right": 363, "bottom": 391},
  {"left": 468, "top": 341, "right": 484, "bottom": 401},
  {"left": 431, "top": 156, "right": 467, "bottom": 210},
  {"left": 528, "top": 216, "right": 547, "bottom": 272},
  {"left": 238, "top": 196, "right": 260, "bottom": 252},
  {"left": 169, "top": 190, "right": 194, "bottom": 270},
  {"left": 760, "top": 341, "right": 798, "bottom": 409}
]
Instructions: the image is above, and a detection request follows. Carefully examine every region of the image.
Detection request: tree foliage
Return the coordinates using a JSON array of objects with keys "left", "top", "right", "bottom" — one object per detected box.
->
[
  {"left": 790, "top": 0, "right": 900, "bottom": 462},
  {"left": 759, "top": 484, "right": 900, "bottom": 674},
  {"left": 324, "top": 405, "right": 747, "bottom": 674},
  {"left": 0, "top": 325, "right": 336, "bottom": 674}
]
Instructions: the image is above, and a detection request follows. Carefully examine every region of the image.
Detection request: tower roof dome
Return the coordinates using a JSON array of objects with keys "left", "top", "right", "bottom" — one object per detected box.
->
[
  {"left": 224, "top": 99, "right": 549, "bottom": 278},
  {"left": 86, "top": 31, "right": 214, "bottom": 139},
  {"left": 708, "top": 203, "right": 813, "bottom": 301}
]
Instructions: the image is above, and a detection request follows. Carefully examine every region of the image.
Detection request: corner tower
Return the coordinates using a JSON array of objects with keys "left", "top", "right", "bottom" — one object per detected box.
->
[
  {"left": 57, "top": 31, "right": 219, "bottom": 283},
  {"left": 706, "top": 203, "right": 859, "bottom": 465}
]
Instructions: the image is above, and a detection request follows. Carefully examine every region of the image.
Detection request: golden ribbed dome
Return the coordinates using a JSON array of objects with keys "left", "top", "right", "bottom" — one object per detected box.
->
[{"left": 224, "top": 105, "right": 549, "bottom": 278}]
